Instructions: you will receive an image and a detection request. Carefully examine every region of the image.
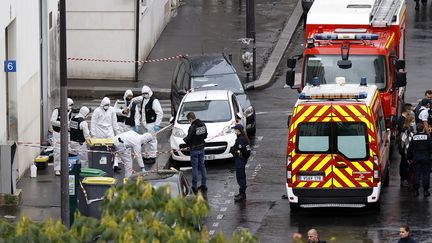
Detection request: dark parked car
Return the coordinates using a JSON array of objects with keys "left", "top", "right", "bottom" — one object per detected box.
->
[
  {"left": 128, "top": 169, "right": 193, "bottom": 197},
  {"left": 170, "top": 54, "right": 256, "bottom": 136}
]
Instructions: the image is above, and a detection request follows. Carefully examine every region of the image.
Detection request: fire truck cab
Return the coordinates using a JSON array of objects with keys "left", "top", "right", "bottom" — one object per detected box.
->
[
  {"left": 286, "top": 0, "right": 407, "bottom": 129},
  {"left": 286, "top": 81, "right": 390, "bottom": 210}
]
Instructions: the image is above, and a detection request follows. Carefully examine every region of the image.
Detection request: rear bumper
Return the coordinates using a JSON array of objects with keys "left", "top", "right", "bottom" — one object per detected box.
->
[{"left": 286, "top": 183, "right": 381, "bottom": 205}]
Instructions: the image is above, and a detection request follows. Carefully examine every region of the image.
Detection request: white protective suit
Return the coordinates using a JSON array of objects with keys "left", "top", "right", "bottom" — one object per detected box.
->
[
  {"left": 69, "top": 106, "right": 91, "bottom": 168},
  {"left": 132, "top": 86, "right": 163, "bottom": 159},
  {"left": 91, "top": 97, "right": 120, "bottom": 138},
  {"left": 115, "top": 90, "right": 139, "bottom": 133},
  {"left": 114, "top": 131, "right": 153, "bottom": 178},
  {"left": 51, "top": 98, "right": 74, "bottom": 172}
]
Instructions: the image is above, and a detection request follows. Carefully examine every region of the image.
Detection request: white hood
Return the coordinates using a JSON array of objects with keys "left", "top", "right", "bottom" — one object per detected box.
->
[
  {"left": 79, "top": 106, "right": 90, "bottom": 118},
  {"left": 141, "top": 85, "right": 153, "bottom": 97},
  {"left": 123, "top": 89, "right": 133, "bottom": 100},
  {"left": 100, "top": 97, "right": 111, "bottom": 107}
]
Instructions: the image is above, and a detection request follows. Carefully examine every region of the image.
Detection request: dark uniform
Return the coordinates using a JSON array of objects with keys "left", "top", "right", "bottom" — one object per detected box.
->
[
  {"left": 407, "top": 131, "right": 432, "bottom": 196},
  {"left": 183, "top": 118, "right": 208, "bottom": 192},
  {"left": 230, "top": 124, "right": 251, "bottom": 201},
  {"left": 117, "top": 100, "right": 136, "bottom": 128}
]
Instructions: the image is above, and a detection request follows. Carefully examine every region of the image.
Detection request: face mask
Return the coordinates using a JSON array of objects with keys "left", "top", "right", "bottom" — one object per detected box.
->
[
  {"left": 143, "top": 93, "right": 150, "bottom": 99},
  {"left": 103, "top": 105, "right": 109, "bottom": 111}
]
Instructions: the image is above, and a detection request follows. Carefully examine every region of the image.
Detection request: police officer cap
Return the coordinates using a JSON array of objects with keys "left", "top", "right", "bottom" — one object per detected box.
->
[
  {"left": 421, "top": 98, "right": 430, "bottom": 107},
  {"left": 233, "top": 124, "right": 244, "bottom": 131}
]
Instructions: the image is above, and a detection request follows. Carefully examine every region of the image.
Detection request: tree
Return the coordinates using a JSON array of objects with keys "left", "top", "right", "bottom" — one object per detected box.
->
[{"left": 0, "top": 177, "right": 258, "bottom": 243}]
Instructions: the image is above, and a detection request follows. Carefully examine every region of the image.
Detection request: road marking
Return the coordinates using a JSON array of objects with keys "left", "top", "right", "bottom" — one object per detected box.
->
[
  {"left": 256, "top": 136, "right": 264, "bottom": 142},
  {"left": 217, "top": 214, "right": 224, "bottom": 220},
  {"left": 220, "top": 207, "right": 227, "bottom": 212},
  {"left": 212, "top": 222, "right": 219, "bottom": 227},
  {"left": 229, "top": 191, "right": 235, "bottom": 196}
]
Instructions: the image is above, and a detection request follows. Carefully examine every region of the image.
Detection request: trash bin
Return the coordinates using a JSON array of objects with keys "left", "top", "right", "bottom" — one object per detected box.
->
[
  {"left": 34, "top": 155, "right": 49, "bottom": 170},
  {"left": 78, "top": 168, "right": 107, "bottom": 215},
  {"left": 88, "top": 138, "right": 115, "bottom": 177},
  {"left": 78, "top": 177, "right": 116, "bottom": 219}
]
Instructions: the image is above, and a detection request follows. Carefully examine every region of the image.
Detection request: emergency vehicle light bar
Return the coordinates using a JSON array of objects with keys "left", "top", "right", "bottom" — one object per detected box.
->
[
  {"left": 298, "top": 92, "right": 368, "bottom": 100},
  {"left": 314, "top": 33, "right": 379, "bottom": 40}
]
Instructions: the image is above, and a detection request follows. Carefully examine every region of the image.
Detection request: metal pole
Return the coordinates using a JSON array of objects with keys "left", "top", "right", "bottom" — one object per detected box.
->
[
  {"left": 59, "top": 0, "right": 70, "bottom": 227},
  {"left": 135, "top": 0, "right": 140, "bottom": 82},
  {"left": 246, "top": 0, "right": 256, "bottom": 80}
]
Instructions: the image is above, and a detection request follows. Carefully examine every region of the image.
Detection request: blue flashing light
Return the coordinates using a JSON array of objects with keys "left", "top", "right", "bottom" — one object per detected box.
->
[
  {"left": 298, "top": 93, "right": 310, "bottom": 99},
  {"left": 356, "top": 92, "right": 368, "bottom": 99},
  {"left": 312, "top": 77, "right": 321, "bottom": 86},
  {"left": 314, "top": 33, "right": 379, "bottom": 41},
  {"left": 355, "top": 34, "right": 379, "bottom": 40},
  {"left": 314, "top": 34, "right": 337, "bottom": 40},
  {"left": 360, "top": 77, "right": 367, "bottom": 86}
]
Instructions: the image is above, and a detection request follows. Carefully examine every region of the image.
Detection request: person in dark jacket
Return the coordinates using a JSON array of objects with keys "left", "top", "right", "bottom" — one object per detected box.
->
[
  {"left": 407, "top": 123, "right": 432, "bottom": 197},
  {"left": 230, "top": 124, "right": 251, "bottom": 202},
  {"left": 398, "top": 225, "right": 417, "bottom": 243},
  {"left": 183, "top": 112, "right": 208, "bottom": 194}
]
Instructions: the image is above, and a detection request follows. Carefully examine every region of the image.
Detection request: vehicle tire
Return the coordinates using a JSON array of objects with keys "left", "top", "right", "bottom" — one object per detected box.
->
[
  {"left": 383, "top": 167, "right": 390, "bottom": 187},
  {"left": 290, "top": 203, "right": 300, "bottom": 213},
  {"left": 247, "top": 126, "right": 256, "bottom": 137}
]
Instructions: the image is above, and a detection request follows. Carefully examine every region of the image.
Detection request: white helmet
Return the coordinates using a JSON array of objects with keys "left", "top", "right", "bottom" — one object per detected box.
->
[{"left": 67, "top": 98, "right": 74, "bottom": 109}]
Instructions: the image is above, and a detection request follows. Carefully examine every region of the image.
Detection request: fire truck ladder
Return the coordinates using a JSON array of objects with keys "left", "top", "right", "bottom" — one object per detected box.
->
[{"left": 370, "top": 0, "right": 403, "bottom": 27}]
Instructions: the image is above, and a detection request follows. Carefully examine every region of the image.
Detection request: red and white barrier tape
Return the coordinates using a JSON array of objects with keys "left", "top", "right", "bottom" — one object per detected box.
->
[
  {"left": 79, "top": 180, "right": 105, "bottom": 205},
  {"left": 67, "top": 54, "right": 187, "bottom": 64}
]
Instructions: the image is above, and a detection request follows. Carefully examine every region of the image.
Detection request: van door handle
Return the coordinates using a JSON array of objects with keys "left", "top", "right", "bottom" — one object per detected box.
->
[{"left": 335, "top": 163, "right": 348, "bottom": 169}]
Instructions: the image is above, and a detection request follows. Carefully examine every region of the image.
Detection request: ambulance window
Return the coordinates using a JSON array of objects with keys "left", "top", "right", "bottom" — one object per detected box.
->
[
  {"left": 297, "top": 123, "right": 330, "bottom": 153},
  {"left": 336, "top": 122, "right": 368, "bottom": 160},
  {"left": 375, "top": 119, "right": 382, "bottom": 143}
]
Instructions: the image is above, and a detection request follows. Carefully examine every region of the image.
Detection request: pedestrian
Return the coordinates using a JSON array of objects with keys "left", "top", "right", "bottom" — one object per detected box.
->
[
  {"left": 398, "top": 225, "right": 417, "bottom": 243},
  {"left": 400, "top": 116, "right": 415, "bottom": 187},
  {"left": 133, "top": 85, "right": 163, "bottom": 164},
  {"left": 50, "top": 98, "right": 74, "bottom": 176},
  {"left": 307, "top": 228, "right": 326, "bottom": 243},
  {"left": 69, "top": 106, "right": 91, "bottom": 168},
  {"left": 415, "top": 98, "right": 431, "bottom": 134},
  {"left": 230, "top": 124, "right": 251, "bottom": 202},
  {"left": 183, "top": 112, "right": 208, "bottom": 194},
  {"left": 115, "top": 89, "right": 139, "bottom": 133},
  {"left": 91, "top": 97, "right": 121, "bottom": 171},
  {"left": 407, "top": 123, "right": 432, "bottom": 197},
  {"left": 114, "top": 131, "right": 153, "bottom": 178},
  {"left": 292, "top": 232, "right": 304, "bottom": 243},
  {"left": 414, "top": 90, "right": 432, "bottom": 119}
]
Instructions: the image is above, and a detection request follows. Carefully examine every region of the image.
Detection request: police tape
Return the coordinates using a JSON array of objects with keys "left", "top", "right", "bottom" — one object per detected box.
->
[
  {"left": 67, "top": 54, "right": 187, "bottom": 64},
  {"left": 79, "top": 180, "right": 105, "bottom": 205}
]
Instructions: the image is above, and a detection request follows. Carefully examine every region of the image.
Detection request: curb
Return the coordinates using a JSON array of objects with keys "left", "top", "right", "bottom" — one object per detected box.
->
[
  {"left": 249, "top": 0, "right": 303, "bottom": 89},
  {"left": 69, "top": 86, "right": 171, "bottom": 100}
]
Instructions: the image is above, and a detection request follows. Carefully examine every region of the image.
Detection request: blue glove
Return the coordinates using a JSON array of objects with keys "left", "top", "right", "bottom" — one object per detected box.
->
[
  {"left": 134, "top": 125, "right": 140, "bottom": 133},
  {"left": 154, "top": 125, "right": 161, "bottom": 132},
  {"left": 140, "top": 167, "right": 146, "bottom": 173}
]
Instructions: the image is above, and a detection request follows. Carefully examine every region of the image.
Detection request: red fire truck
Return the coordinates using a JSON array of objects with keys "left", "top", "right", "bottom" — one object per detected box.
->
[{"left": 286, "top": 0, "right": 407, "bottom": 130}]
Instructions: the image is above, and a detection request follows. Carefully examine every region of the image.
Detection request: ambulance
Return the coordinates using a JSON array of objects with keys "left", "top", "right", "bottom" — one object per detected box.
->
[
  {"left": 286, "top": 0, "right": 407, "bottom": 131},
  {"left": 286, "top": 80, "right": 390, "bottom": 210}
]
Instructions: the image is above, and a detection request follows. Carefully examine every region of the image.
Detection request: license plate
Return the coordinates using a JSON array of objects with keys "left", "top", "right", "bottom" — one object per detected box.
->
[
  {"left": 299, "top": 175, "right": 323, "bottom": 182},
  {"left": 205, "top": 155, "right": 215, "bottom": 160}
]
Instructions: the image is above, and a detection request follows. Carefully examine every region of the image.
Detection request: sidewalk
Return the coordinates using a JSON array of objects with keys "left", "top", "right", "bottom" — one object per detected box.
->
[{"left": 69, "top": 0, "right": 301, "bottom": 98}]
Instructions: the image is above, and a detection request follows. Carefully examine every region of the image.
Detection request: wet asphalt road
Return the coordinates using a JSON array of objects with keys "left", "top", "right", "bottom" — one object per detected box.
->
[{"left": 196, "top": 1, "right": 432, "bottom": 242}]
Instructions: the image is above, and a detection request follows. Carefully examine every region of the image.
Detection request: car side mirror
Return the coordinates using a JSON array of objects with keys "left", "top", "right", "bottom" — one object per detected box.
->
[
  {"left": 396, "top": 59, "right": 405, "bottom": 70},
  {"left": 287, "top": 115, "right": 292, "bottom": 127},
  {"left": 286, "top": 70, "right": 295, "bottom": 87},
  {"left": 245, "top": 84, "right": 255, "bottom": 91},
  {"left": 287, "top": 58, "right": 297, "bottom": 69},
  {"left": 178, "top": 90, "right": 187, "bottom": 96},
  {"left": 394, "top": 72, "right": 407, "bottom": 88}
]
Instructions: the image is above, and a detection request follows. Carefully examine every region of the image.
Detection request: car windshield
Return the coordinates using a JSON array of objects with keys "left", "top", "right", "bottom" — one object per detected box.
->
[
  {"left": 177, "top": 100, "right": 232, "bottom": 124},
  {"left": 191, "top": 74, "right": 244, "bottom": 93},
  {"left": 150, "top": 181, "right": 179, "bottom": 197},
  {"left": 303, "top": 55, "right": 387, "bottom": 90}
]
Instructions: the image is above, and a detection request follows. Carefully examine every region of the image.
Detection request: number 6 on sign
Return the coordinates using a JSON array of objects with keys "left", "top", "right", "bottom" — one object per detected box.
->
[{"left": 4, "top": 60, "right": 16, "bottom": 72}]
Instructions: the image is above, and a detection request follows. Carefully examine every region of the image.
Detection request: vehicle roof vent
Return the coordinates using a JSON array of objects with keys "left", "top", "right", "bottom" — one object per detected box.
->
[{"left": 347, "top": 4, "right": 372, "bottom": 8}]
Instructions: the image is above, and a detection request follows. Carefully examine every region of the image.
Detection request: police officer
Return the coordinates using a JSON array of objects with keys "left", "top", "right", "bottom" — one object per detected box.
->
[
  {"left": 407, "top": 123, "right": 432, "bottom": 197},
  {"left": 69, "top": 106, "right": 91, "bottom": 168},
  {"left": 183, "top": 112, "right": 208, "bottom": 194},
  {"left": 116, "top": 89, "right": 138, "bottom": 133},
  {"left": 132, "top": 85, "right": 163, "bottom": 163},
  {"left": 50, "top": 98, "right": 74, "bottom": 176},
  {"left": 230, "top": 124, "right": 251, "bottom": 202}
]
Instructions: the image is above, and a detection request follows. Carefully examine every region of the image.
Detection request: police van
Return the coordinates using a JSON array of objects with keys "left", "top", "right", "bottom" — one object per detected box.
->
[{"left": 286, "top": 79, "right": 390, "bottom": 210}]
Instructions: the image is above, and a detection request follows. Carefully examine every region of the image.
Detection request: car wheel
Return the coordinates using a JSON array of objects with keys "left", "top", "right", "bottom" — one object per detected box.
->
[
  {"left": 289, "top": 203, "right": 300, "bottom": 213},
  {"left": 247, "top": 126, "right": 256, "bottom": 137}
]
